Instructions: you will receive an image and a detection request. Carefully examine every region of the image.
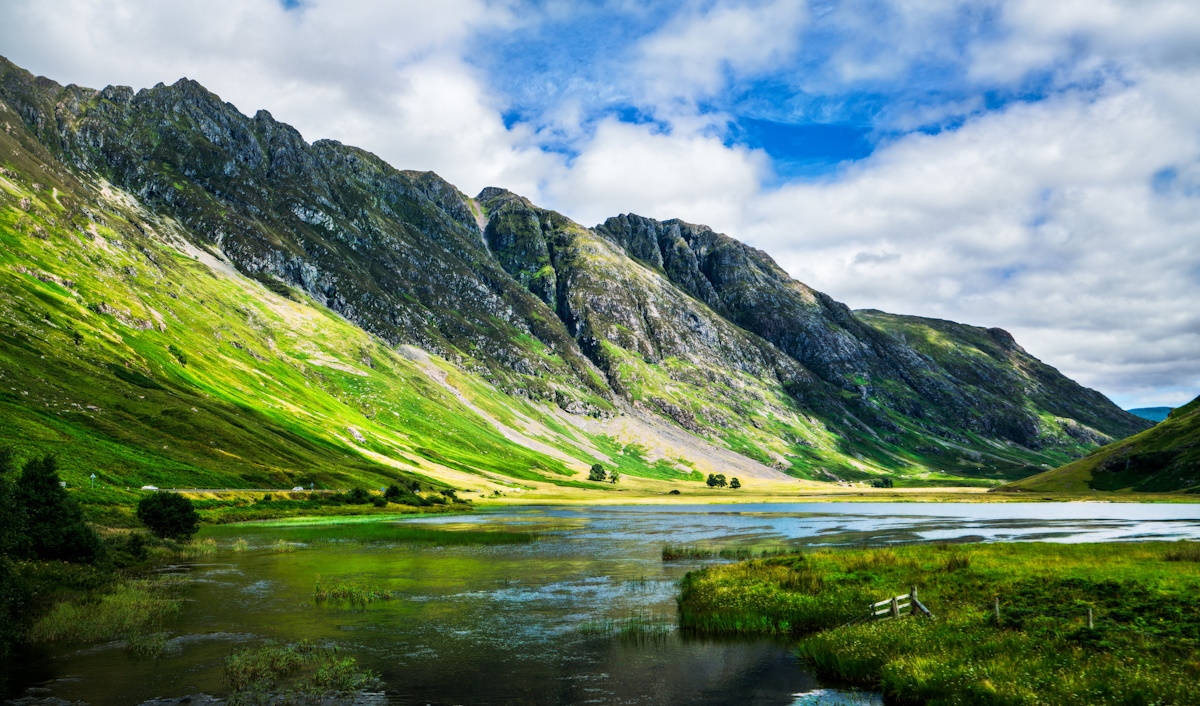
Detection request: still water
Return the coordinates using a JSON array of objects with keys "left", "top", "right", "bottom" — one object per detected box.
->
[{"left": 9, "top": 502, "right": 1200, "bottom": 705}]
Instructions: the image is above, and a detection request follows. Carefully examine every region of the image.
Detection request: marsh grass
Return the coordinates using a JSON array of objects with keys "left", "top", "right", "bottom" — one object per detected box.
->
[
  {"left": 1165, "top": 540, "right": 1200, "bottom": 562},
  {"left": 313, "top": 575, "right": 396, "bottom": 605},
  {"left": 29, "top": 574, "right": 186, "bottom": 657},
  {"left": 207, "top": 521, "right": 539, "bottom": 547},
  {"left": 224, "top": 640, "right": 378, "bottom": 705},
  {"left": 662, "top": 544, "right": 790, "bottom": 561},
  {"left": 941, "top": 552, "right": 971, "bottom": 571},
  {"left": 677, "top": 542, "right": 1200, "bottom": 705},
  {"left": 579, "top": 613, "right": 675, "bottom": 643}
]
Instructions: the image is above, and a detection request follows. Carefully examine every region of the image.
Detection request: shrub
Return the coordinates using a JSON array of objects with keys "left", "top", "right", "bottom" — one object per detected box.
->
[
  {"left": 669, "top": 489, "right": 681, "bottom": 495},
  {"left": 137, "top": 492, "right": 200, "bottom": 540},
  {"left": 371, "top": 497, "right": 387, "bottom": 508},
  {"left": 588, "top": 464, "right": 607, "bottom": 482},
  {"left": 344, "top": 487, "right": 370, "bottom": 505},
  {"left": 730, "top": 478, "right": 741, "bottom": 489},
  {"left": 17, "top": 455, "right": 105, "bottom": 563},
  {"left": 384, "top": 484, "right": 403, "bottom": 500}
]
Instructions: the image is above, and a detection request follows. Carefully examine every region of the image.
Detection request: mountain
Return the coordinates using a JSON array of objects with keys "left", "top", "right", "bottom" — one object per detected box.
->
[
  {"left": 1001, "top": 396, "right": 1200, "bottom": 493},
  {"left": 0, "top": 56, "right": 1151, "bottom": 498},
  {"left": 1128, "top": 407, "right": 1173, "bottom": 423}
]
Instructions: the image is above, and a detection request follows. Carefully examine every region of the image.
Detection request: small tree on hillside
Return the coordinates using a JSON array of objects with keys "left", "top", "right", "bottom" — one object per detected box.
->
[
  {"left": 714, "top": 473, "right": 728, "bottom": 489},
  {"left": 137, "top": 491, "right": 200, "bottom": 541},
  {"left": 588, "top": 464, "right": 607, "bottom": 482},
  {"left": 609, "top": 469, "right": 620, "bottom": 484},
  {"left": 706, "top": 474, "right": 718, "bottom": 488},
  {"left": 730, "top": 477, "right": 741, "bottom": 489},
  {"left": 17, "top": 455, "right": 104, "bottom": 562}
]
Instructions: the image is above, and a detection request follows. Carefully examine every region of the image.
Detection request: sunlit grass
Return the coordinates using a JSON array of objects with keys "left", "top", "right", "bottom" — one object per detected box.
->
[{"left": 678, "top": 542, "right": 1200, "bottom": 705}]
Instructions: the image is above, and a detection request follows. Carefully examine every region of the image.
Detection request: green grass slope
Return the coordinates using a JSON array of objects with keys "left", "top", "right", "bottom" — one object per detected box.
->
[
  {"left": 1000, "top": 395, "right": 1200, "bottom": 493},
  {"left": 0, "top": 55, "right": 1152, "bottom": 495},
  {"left": 0, "top": 108, "right": 618, "bottom": 511}
]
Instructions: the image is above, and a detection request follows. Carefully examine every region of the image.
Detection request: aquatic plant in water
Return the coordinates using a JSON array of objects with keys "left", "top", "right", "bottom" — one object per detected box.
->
[{"left": 224, "top": 640, "right": 378, "bottom": 705}]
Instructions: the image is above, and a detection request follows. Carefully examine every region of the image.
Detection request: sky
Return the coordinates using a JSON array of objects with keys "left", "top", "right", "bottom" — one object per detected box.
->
[{"left": 2, "top": 0, "right": 1198, "bottom": 409}]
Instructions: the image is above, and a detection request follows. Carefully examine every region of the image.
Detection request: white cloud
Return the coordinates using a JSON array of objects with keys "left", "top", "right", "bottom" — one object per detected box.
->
[
  {"left": 2, "top": 0, "right": 1198, "bottom": 406},
  {"left": 0, "top": 0, "right": 551, "bottom": 195},
  {"left": 546, "top": 119, "right": 768, "bottom": 231},
  {"left": 637, "top": 0, "right": 808, "bottom": 106}
]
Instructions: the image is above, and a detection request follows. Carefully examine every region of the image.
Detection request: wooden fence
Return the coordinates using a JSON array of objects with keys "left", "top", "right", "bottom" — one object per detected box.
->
[{"left": 845, "top": 586, "right": 934, "bottom": 627}]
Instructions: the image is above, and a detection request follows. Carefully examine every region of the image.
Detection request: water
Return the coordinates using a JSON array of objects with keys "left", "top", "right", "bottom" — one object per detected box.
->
[{"left": 8, "top": 502, "right": 1200, "bottom": 705}]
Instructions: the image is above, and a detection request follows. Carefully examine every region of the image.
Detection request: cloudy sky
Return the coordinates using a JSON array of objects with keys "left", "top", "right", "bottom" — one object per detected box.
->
[{"left": 3, "top": 0, "right": 1198, "bottom": 408}]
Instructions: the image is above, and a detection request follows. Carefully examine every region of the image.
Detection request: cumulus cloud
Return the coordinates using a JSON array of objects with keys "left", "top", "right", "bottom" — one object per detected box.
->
[
  {"left": 637, "top": 0, "right": 808, "bottom": 106},
  {"left": 1, "top": 0, "right": 1197, "bottom": 406},
  {"left": 0, "top": 0, "right": 552, "bottom": 195}
]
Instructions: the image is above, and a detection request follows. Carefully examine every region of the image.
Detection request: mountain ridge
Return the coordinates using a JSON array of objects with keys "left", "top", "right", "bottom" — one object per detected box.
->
[{"left": 0, "top": 55, "right": 1152, "bottom": 497}]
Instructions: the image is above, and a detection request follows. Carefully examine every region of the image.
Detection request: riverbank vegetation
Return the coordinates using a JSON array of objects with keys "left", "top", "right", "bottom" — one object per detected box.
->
[
  {"left": 224, "top": 640, "right": 379, "bottom": 705},
  {"left": 677, "top": 541, "right": 1200, "bottom": 705}
]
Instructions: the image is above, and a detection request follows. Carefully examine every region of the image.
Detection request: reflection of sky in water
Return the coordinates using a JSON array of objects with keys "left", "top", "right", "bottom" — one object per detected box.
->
[{"left": 408, "top": 502, "right": 1200, "bottom": 547}]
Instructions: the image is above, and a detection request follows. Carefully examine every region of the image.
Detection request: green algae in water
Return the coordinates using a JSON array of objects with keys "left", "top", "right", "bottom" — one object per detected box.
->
[{"left": 203, "top": 520, "right": 541, "bottom": 546}]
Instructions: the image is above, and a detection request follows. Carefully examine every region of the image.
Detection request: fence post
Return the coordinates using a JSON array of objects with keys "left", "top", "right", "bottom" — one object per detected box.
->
[
  {"left": 869, "top": 602, "right": 875, "bottom": 621},
  {"left": 1088, "top": 606, "right": 1093, "bottom": 629},
  {"left": 994, "top": 596, "right": 1000, "bottom": 626},
  {"left": 910, "top": 586, "right": 917, "bottom": 617},
  {"left": 891, "top": 596, "right": 900, "bottom": 619}
]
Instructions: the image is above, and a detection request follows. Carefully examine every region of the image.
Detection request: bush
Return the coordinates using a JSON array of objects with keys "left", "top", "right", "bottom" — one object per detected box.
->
[
  {"left": 384, "top": 484, "right": 403, "bottom": 500},
  {"left": 371, "top": 497, "right": 387, "bottom": 508},
  {"left": 137, "top": 492, "right": 200, "bottom": 540},
  {"left": 17, "top": 455, "right": 105, "bottom": 563},
  {"left": 344, "top": 487, "right": 370, "bottom": 505},
  {"left": 730, "top": 478, "right": 741, "bottom": 489},
  {"left": 588, "top": 464, "right": 607, "bottom": 482}
]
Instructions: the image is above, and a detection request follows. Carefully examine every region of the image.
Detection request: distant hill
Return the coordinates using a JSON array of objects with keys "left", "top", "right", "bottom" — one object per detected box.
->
[
  {"left": 1127, "top": 407, "right": 1173, "bottom": 423},
  {"left": 1000, "top": 396, "right": 1200, "bottom": 493}
]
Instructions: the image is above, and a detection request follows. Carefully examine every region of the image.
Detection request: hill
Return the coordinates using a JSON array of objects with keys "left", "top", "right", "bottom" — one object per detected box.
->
[
  {"left": 1000, "top": 395, "right": 1200, "bottom": 493},
  {"left": 0, "top": 56, "right": 1151, "bottom": 504},
  {"left": 1128, "top": 407, "right": 1173, "bottom": 423}
]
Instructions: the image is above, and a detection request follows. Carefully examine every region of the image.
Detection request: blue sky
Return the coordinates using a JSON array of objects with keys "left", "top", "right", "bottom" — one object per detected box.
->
[{"left": 3, "top": 0, "right": 1200, "bottom": 409}]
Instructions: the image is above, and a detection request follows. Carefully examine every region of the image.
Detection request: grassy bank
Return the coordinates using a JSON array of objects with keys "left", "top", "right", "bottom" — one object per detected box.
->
[{"left": 677, "top": 541, "right": 1200, "bottom": 705}]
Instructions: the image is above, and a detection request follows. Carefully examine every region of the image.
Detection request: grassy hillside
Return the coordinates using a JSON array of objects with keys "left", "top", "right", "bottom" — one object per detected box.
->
[
  {"left": 1000, "top": 395, "right": 1200, "bottom": 493},
  {"left": 0, "top": 56, "right": 1154, "bottom": 503}
]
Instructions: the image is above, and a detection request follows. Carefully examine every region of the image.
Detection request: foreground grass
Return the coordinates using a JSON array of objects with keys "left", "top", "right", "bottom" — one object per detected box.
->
[
  {"left": 678, "top": 541, "right": 1200, "bottom": 705},
  {"left": 224, "top": 640, "right": 378, "bottom": 705},
  {"left": 28, "top": 573, "right": 185, "bottom": 656}
]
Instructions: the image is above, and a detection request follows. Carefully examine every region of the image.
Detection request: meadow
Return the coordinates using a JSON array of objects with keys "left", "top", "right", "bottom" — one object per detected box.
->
[{"left": 677, "top": 541, "right": 1200, "bottom": 705}]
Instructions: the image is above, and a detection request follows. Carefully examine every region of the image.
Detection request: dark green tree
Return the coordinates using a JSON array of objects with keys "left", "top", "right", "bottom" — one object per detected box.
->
[
  {"left": 0, "top": 447, "right": 27, "bottom": 557},
  {"left": 136, "top": 491, "right": 200, "bottom": 540},
  {"left": 714, "top": 474, "right": 728, "bottom": 489},
  {"left": 706, "top": 473, "right": 718, "bottom": 488},
  {"left": 730, "top": 477, "right": 741, "bottom": 489},
  {"left": 588, "top": 464, "right": 607, "bottom": 482},
  {"left": 16, "top": 455, "right": 105, "bottom": 562},
  {"left": 609, "top": 469, "right": 620, "bottom": 484},
  {"left": 384, "top": 484, "right": 403, "bottom": 500}
]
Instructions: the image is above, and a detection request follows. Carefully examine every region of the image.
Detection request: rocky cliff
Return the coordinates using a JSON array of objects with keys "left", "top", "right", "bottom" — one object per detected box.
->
[{"left": 0, "top": 56, "right": 1151, "bottom": 489}]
